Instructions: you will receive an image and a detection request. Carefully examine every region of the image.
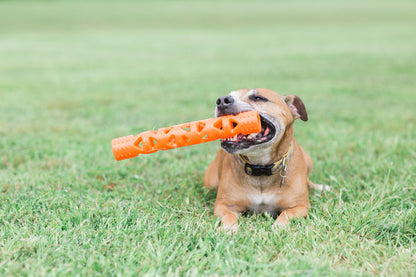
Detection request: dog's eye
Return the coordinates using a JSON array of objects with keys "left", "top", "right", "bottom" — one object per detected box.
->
[{"left": 249, "top": 95, "right": 269, "bottom": 102}]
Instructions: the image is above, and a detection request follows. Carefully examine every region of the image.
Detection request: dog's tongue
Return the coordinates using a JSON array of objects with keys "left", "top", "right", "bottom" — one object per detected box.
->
[{"left": 263, "top": 126, "right": 269, "bottom": 136}]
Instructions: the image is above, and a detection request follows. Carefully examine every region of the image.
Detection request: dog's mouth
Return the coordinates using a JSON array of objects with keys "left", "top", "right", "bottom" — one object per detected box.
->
[{"left": 220, "top": 115, "right": 276, "bottom": 152}]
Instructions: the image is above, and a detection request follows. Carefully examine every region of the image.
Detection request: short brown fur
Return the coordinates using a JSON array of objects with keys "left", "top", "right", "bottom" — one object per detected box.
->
[{"left": 203, "top": 88, "right": 322, "bottom": 231}]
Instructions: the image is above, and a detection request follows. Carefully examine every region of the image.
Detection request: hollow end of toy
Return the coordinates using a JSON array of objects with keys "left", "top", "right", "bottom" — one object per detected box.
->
[{"left": 111, "top": 135, "right": 140, "bottom": 161}]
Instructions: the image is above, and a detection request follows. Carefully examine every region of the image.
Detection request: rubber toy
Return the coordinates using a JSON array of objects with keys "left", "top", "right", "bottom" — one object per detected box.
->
[{"left": 111, "top": 110, "right": 261, "bottom": 161}]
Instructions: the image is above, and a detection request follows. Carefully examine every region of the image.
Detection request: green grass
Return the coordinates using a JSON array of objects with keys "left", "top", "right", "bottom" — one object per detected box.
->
[{"left": 1, "top": 0, "right": 415, "bottom": 276}]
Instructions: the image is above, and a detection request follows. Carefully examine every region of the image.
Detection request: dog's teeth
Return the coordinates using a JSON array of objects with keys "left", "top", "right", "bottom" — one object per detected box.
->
[{"left": 233, "top": 135, "right": 238, "bottom": 140}]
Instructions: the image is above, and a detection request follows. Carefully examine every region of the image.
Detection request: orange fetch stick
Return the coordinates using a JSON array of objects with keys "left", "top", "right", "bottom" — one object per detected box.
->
[{"left": 112, "top": 110, "right": 261, "bottom": 161}]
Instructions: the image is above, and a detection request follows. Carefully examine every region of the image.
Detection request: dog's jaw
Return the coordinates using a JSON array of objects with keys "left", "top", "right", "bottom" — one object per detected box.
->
[
  {"left": 219, "top": 111, "right": 280, "bottom": 152},
  {"left": 216, "top": 111, "right": 282, "bottom": 160},
  {"left": 230, "top": 116, "right": 285, "bottom": 165}
]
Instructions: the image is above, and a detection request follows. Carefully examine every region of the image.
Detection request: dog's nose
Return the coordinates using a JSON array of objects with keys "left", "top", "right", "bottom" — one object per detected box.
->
[{"left": 216, "top": 96, "right": 235, "bottom": 109}]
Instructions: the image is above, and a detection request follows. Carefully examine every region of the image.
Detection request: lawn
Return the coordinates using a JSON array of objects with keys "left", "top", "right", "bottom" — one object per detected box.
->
[{"left": 1, "top": 0, "right": 415, "bottom": 276}]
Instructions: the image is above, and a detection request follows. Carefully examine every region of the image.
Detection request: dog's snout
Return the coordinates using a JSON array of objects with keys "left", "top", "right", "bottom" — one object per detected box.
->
[{"left": 216, "top": 96, "right": 235, "bottom": 109}]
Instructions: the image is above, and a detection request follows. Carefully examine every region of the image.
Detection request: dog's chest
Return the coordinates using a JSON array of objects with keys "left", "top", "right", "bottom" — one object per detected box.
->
[{"left": 247, "top": 192, "right": 279, "bottom": 214}]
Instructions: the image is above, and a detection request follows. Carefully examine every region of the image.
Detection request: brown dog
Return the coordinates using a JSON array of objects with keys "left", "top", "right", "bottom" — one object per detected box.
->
[{"left": 204, "top": 88, "right": 325, "bottom": 232}]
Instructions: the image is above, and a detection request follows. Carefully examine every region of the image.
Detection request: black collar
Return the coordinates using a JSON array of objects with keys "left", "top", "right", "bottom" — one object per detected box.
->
[{"left": 238, "top": 142, "right": 293, "bottom": 177}]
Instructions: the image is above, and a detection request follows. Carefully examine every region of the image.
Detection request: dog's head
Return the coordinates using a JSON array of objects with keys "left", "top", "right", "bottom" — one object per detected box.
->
[{"left": 215, "top": 88, "right": 308, "bottom": 155}]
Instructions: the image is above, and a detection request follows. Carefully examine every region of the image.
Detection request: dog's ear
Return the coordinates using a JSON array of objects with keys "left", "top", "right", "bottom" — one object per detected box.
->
[{"left": 283, "top": 95, "right": 308, "bottom": 121}]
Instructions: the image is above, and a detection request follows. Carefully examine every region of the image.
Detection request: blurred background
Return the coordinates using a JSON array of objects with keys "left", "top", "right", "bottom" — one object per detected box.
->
[
  {"left": 1, "top": 0, "right": 414, "bottom": 175},
  {"left": 0, "top": 0, "right": 415, "bottom": 275}
]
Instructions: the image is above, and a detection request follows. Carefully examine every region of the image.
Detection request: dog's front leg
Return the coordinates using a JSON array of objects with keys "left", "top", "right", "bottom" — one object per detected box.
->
[
  {"left": 214, "top": 201, "right": 241, "bottom": 233},
  {"left": 273, "top": 205, "right": 309, "bottom": 229}
]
